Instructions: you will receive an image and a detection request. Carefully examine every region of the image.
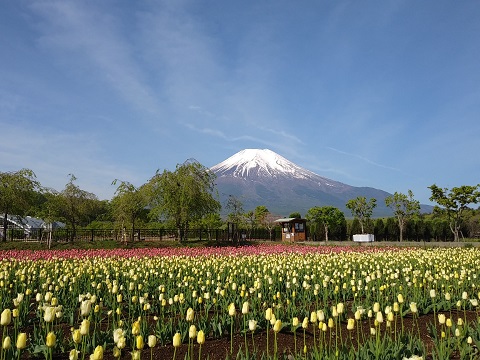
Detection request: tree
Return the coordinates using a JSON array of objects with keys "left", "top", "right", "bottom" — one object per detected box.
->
[
  {"left": 146, "top": 159, "right": 220, "bottom": 242},
  {"left": 428, "top": 184, "right": 480, "bottom": 242},
  {"left": 198, "top": 213, "right": 223, "bottom": 241},
  {"left": 374, "top": 218, "right": 385, "bottom": 241},
  {"left": 225, "top": 195, "right": 244, "bottom": 242},
  {"left": 111, "top": 180, "right": 148, "bottom": 242},
  {"left": 385, "top": 190, "right": 420, "bottom": 242},
  {"left": 306, "top": 206, "right": 345, "bottom": 242},
  {"left": 0, "top": 169, "right": 41, "bottom": 241},
  {"left": 345, "top": 197, "right": 377, "bottom": 234},
  {"left": 49, "top": 174, "right": 100, "bottom": 241},
  {"left": 289, "top": 212, "right": 301, "bottom": 219}
]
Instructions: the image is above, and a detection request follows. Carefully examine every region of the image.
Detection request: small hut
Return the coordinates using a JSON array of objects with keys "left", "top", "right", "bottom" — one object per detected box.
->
[{"left": 275, "top": 217, "right": 307, "bottom": 242}]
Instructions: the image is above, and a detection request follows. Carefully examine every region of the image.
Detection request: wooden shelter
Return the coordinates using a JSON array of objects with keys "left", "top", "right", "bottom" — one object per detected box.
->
[{"left": 275, "top": 217, "right": 307, "bottom": 242}]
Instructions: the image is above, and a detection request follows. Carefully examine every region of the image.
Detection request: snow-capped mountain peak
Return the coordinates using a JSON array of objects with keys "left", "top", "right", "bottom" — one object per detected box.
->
[{"left": 211, "top": 148, "right": 317, "bottom": 180}]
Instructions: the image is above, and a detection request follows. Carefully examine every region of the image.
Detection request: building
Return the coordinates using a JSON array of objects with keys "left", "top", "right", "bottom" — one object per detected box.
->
[{"left": 274, "top": 217, "right": 307, "bottom": 242}]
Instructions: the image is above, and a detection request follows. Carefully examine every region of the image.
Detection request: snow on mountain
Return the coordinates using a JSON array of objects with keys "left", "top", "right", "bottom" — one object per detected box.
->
[
  {"left": 212, "top": 149, "right": 334, "bottom": 183},
  {"left": 210, "top": 148, "right": 395, "bottom": 216}
]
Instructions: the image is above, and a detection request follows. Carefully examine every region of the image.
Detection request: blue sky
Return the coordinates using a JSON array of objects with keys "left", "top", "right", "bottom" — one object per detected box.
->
[{"left": 1, "top": 1, "right": 479, "bottom": 205}]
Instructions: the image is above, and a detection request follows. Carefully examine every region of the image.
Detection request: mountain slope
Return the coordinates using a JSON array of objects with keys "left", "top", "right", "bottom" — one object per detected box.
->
[{"left": 211, "top": 149, "right": 398, "bottom": 217}]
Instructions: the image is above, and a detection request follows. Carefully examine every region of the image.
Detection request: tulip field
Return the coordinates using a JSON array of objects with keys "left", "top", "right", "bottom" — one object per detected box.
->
[{"left": 1, "top": 244, "right": 480, "bottom": 359}]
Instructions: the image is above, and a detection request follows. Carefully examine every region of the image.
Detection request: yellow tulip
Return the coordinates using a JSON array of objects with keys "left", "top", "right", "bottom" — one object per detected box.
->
[
  {"left": 2, "top": 336, "right": 11, "bottom": 350},
  {"left": 80, "top": 319, "right": 90, "bottom": 335},
  {"left": 347, "top": 318, "right": 355, "bottom": 330},
  {"left": 92, "top": 345, "right": 103, "bottom": 360},
  {"left": 1, "top": 309, "right": 11, "bottom": 326},
  {"left": 69, "top": 349, "right": 79, "bottom": 360},
  {"left": 16, "top": 332, "right": 27, "bottom": 350},
  {"left": 173, "top": 332, "right": 182, "bottom": 347},
  {"left": 273, "top": 319, "right": 282, "bottom": 333},
  {"left": 197, "top": 330, "right": 205, "bottom": 345},
  {"left": 46, "top": 332, "right": 56, "bottom": 348},
  {"left": 186, "top": 307, "right": 194, "bottom": 322},
  {"left": 136, "top": 335, "right": 144, "bottom": 350},
  {"left": 228, "top": 303, "right": 236, "bottom": 316},
  {"left": 292, "top": 317, "right": 299, "bottom": 327},
  {"left": 112, "top": 347, "right": 121, "bottom": 358},
  {"left": 148, "top": 335, "right": 157, "bottom": 348},
  {"left": 265, "top": 308, "right": 273, "bottom": 321},
  {"left": 132, "top": 320, "right": 141, "bottom": 335},
  {"left": 242, "top": 301, "right": 249, "bottom": 314},
  {"left": 189, "top": 325, "right": 197, "bottom": 339}
]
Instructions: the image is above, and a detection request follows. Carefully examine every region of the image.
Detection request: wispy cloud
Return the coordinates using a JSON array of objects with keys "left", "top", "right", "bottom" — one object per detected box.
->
[
  {"left": 30, "top": 1, "right": 160, "bottom": 115},
  {"left": 325, "top": 146, "right": 401, "bottom": 172}
]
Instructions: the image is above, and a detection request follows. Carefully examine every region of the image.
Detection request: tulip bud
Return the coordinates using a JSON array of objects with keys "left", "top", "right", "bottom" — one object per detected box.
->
[
  {"left": 438, "top": 314, "right": 446, "bottom": 325},
  {"left": 347, "top": 318, "right": 355, "bottom": 330},
  {"left": 446, "top": 318, "right": 452, "bottom": 327},
  {"left": 72, "top": 329, "right": 81, "bottom": 344},
  {"left": 112, "top": 347, "right": 121, "bottom": 358},
  {"left": 310, "top": 311, "right": 317, "bottom": 323},
  {"left": 397, "top": 294, "right": 404, "bottom": 304},
  {"left": 376, "top": 311, "right": 384, "bottom": 324},
  {"left": 248, "top": 319, "right": 257, "bottom": 332},
  {"left": 328, "top": 318, "right": 334, "bottom": 328},
  {"left": 46, "top": 332, "right": 56, "bottom": 348},
  {"left": 148, "top": 335, "right": 157, "bottom": 348},
  {"left": 186, "top": 307, "right": 194, "bottom": 322},
  {"left": 80, "top": 319, "right": 90, "bottom": 335},
  {"left": 317, "top": 310, "right": 325, "bottom": 322},
  {"left": 0, "top": 309, "right": 11, "bottom": 326},
  {"left": 197, "top": 330, "right": 205, "bottom": 345},
  {"left": 136, "top": 335, "right": 144, "bottom": 350},
  {"left": 228, "top": 303, "right": 236, "bottom": 316},
  {"left": 189, "top": 325, "right": 197, "bottom": 339},
  {"left": 336, "top": 303, "right": 344, "bottom": 314},
  {"left": 2, "top": 336, "right": 11, "bottom": 350},
  {"left": 242, "top": 301, "right": 249, "bottom": 315},
  {"left": 16, "top": 332, "right": 27, "bottom": 350},
  {"left": 430, "top": 289, "right": 436, "bottom": 298},
  {"left": 265, "top": 308, "right": 273, "bottom": 321},
  {"left": 273, "top": 319, "right": 282, "bottom": 333},
  {"left": 173, "top": 332, "right": 182, "bottom": 347},
  {"left": 292, "top": 317, "right": 299, "bottom": 327}
]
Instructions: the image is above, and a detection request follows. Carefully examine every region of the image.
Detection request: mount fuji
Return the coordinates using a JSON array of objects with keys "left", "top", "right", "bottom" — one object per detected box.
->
[{"left": 211, "top": 149, "right": 398, "bottom": 217}]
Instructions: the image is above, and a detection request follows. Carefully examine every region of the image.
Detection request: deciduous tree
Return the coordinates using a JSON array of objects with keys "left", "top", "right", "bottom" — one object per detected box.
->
[
  {"left": 306, "top": 206, "right": 345, "bottom": 242},
  {"left": 345, "top": 196, "right": 377, "bottom": 234},
  {"left": 49, "top": 174, "right": 99, "bottom": 241},
  {"left": 428, "top": 184, "right": 480, "bottom": 241},
  {"left": 385, "top": 190, "right": 420, "bottom": 242},
  {"left": 111, "top": 180, "right": 148, "bottom": 242},
  {"left": 0, "top": 169, "right": 41, "bottom": 241},
  {"left": 146, "top": 159, "right": 220, "bottom": 242}
]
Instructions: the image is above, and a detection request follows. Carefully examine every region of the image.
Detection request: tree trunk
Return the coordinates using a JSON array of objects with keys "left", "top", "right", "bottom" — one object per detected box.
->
[{"left": 324, "top": 225, "right": 329, "bottom": 242}]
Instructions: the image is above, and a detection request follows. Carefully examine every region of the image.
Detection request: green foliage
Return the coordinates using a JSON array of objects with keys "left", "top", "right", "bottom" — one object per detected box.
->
[
  {"left": 145, "top": 159, "right": 221, "bottom": 241},
  {"left": 385, "top": 190, "right": 420, "bottom": 242},
  {"left": 0, "top": 168, "right": 41, "bottom": 241},
  {"left": 429, "top": 184, "right": 480, "bottom": 241},
  {"left": 346, "top": 197, "right": 377, "bottom": 234},
  {"left": 46, "top": 175, "right": 100, "bottom": 241},
  {"left": 110, "top": 180, "right": 148, "bottom": 240},
  {"left": 306, "top": 206, "right": 345, "bottom": 241}
]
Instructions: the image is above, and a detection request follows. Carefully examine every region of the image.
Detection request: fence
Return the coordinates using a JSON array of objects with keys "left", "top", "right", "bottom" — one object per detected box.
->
[{"left": 1, "top": 227, "right": 280, "bottom": 242}]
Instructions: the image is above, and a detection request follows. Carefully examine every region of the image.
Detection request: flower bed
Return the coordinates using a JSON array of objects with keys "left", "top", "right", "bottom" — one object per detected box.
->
[{"left": 0, "top": 245, "right": 479, "bottom": 359}]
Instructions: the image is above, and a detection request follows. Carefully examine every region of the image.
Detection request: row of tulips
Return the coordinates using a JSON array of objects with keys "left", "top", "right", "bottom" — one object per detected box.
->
[{"left": 0, "top": 245, "right": 480, "bottom": 359}]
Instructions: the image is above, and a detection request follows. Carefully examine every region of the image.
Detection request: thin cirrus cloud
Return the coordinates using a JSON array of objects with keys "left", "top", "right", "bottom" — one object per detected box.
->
[{"left": 30, "top": 1, "right": 161, "bottom": 116}]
